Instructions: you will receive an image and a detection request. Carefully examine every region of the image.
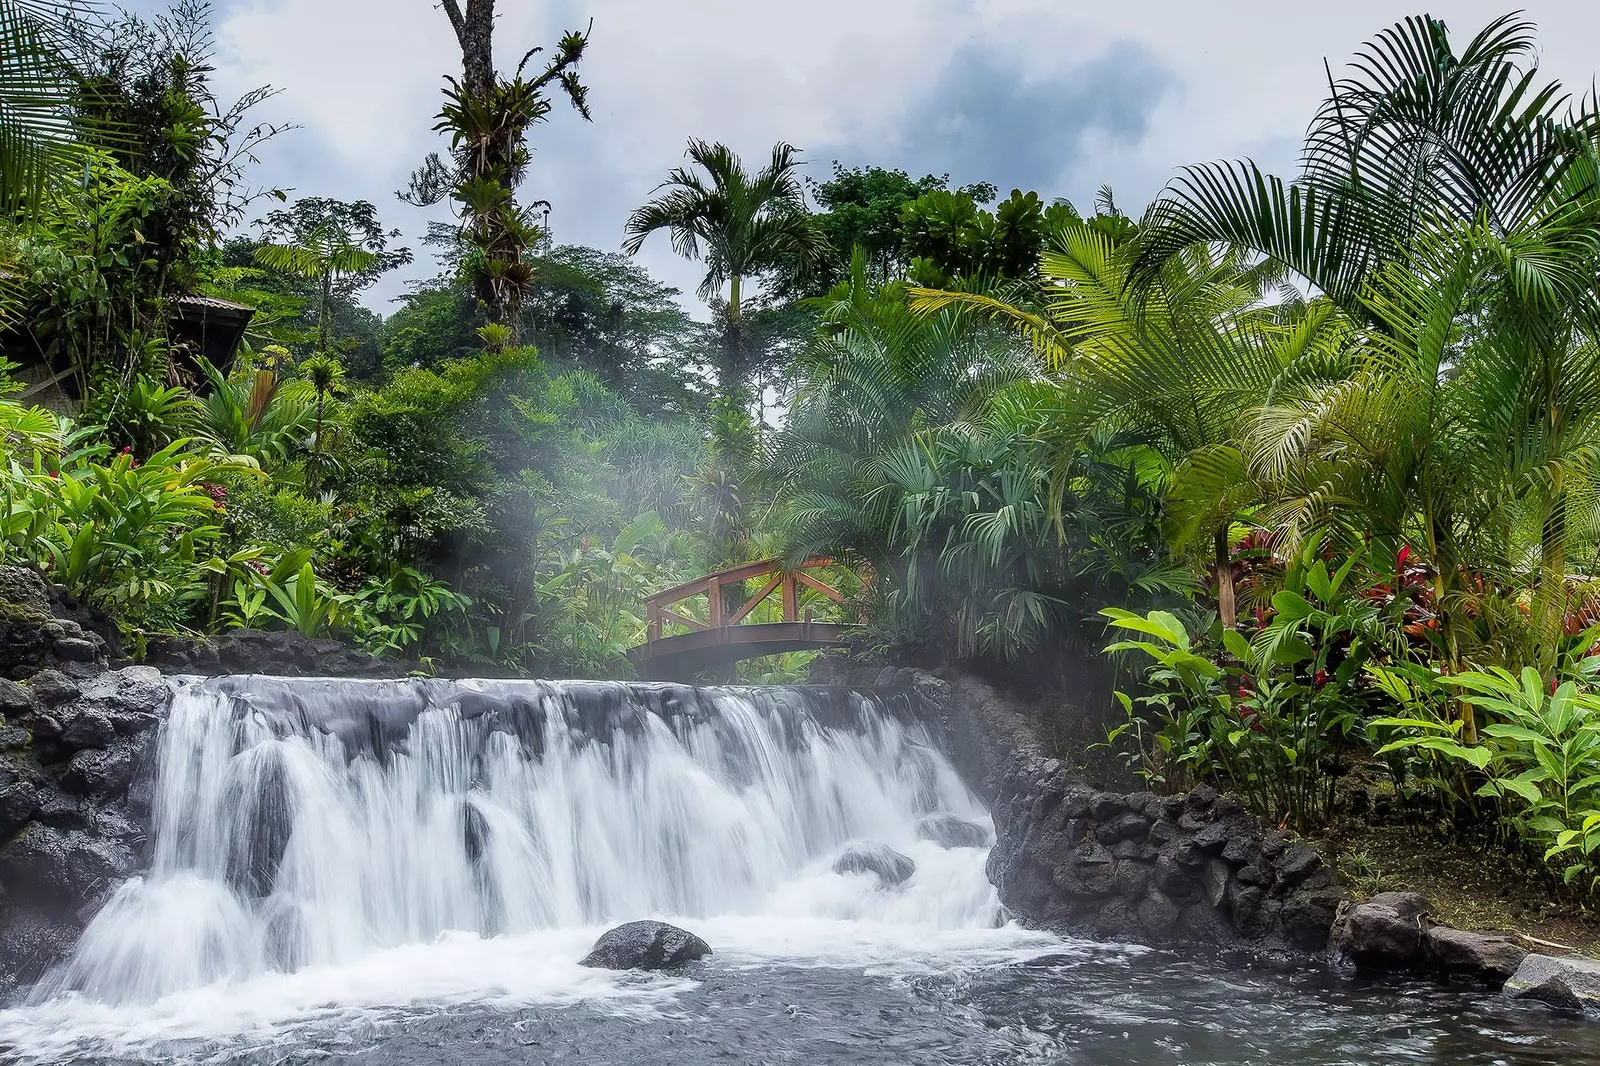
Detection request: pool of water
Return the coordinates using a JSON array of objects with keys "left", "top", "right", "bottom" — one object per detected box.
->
[{"left": 2, "top": 919, "right": 1594, "bottom": 1066}]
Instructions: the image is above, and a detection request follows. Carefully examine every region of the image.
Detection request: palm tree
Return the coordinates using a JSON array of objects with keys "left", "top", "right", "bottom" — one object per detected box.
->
[
  {"left": 1137, "top": 14, "right": 1600, "bottom": 321},
  {"left": 254, "top": 222, "right": 381, "bottom": 357},
  {"left": 913, "top": 218, "right": 1320, "bottom": 629},
  {"left": 0, "top": 0, "right": 92, "bottom": 218},
  {"left": 1138, "top": 13, "right": 1600, "bottom": 678},
  {"left": 623, "top": 139, "right": 826, "bottom": 400}
]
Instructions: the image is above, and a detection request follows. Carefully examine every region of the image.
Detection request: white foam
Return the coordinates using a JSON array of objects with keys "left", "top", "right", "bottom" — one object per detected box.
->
[{"left": 0, "top": 679, "right": 1088, "bottom": 1064}]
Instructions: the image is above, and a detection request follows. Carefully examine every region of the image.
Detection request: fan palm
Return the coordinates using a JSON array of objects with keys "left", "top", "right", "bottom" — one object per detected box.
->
[
  {"left": 1142, "top": 13, "right": 1600, "bottom": 671},
  {"left": 623, "top": 139, "right": 826, "bottom": 400}
]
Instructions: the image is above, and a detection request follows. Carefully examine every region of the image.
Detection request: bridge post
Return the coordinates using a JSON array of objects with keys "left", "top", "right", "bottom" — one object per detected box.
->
[
  {"left": 781, "top": 573, "right": 797, "bottom": 623},
  {"left": 708, "top": 576, "right": 724, "bottom": 628}
]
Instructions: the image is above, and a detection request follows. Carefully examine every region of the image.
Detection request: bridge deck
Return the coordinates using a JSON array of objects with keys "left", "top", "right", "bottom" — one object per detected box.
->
[
  {"left": 628, "top": 557, "right": 860, "bottom": 680},
  {"left": 628, "top": 621, "right": 857, "bottom": 680}
]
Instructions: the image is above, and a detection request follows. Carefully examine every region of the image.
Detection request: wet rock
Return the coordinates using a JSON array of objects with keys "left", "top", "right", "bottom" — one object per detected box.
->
[
  {"left": 1114, "top": 859, "right": 1151, "bottom": 901},
  {"left": 1191, "top": 821, "right": 1231, "bottom": 856},
  {"left": 1330, "top": 891, "right": 1429, "bottom": 971},
  {"left": 1137, "top": 888, "right": 1182, "bottom": 937},
  {"left": 1503, "top": 953, "right": 1600, "bottom": 1012},
  {"left": 58, "top": 708, "right": 116, "bottom": 751},
  {"left": 917, "top": 813, "right": 989, "bottom": 849},
  {"left": 61, "top": 742, "right": 139, "bottom": 798},
  {"left": 0, "top": 823, "right": 136, "bottom": 903},
  {"left": 1088, "top": 792, "right": 1127, "bottom": 820},
  {"left": 1096, "top": 812, "right": 1150, "bottom": 844},
  {"left": 1094, "top": 898, "right": 1139, "bottom": 940},
  {"left": 0, "top": 910, "right": 82, "bottom": 995},
  {"left": 580, "top": 921, "right": 711, "bottom": 971},
  {"left": 464, "top": 802, "right": 489, "bottom": 863},
  {"left": 1152, "top": 854, "right": 1197, "bottom": 899},
  {"left": 27, "top": 669, "right": 79, "bottom": 707},
  {"left": 0, "top": 678, "right": 36, "bottom": 714},
  {"left": 1184, "top": 784, "right": 1218, "bottom": 811},
  {"left": 1178, "top": 901, "right": 1235, "bottom": 945},
  {"left": 833, "top": 843, "right": 916, "bottom": 885},
  {"left": 0, "top": 771, "right": 40, "bottom": 841},
  {"left": 1201, "top": 858, "right": 1231, "bottom": 907},
  {"left": 53, "top": 637, "right": 98, "bottom": 663},
  {"left": 1221, "top": 836, "right": 1258, "bottom": 866},
  {"left": 142, "top": 629, "right": 405, "bottom": 678},
  {"left": 1426, "top": 927, "right": 1528, "bottom": 983},
  {"left": 1274, "top": 843, "right": 1323, "bottom": 889},
  {"left": 1279, "top": 887, "right": 1349, "bottom": 952}
]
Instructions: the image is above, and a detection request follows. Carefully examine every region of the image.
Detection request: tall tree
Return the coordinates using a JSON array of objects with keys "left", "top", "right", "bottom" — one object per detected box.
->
[
  {"left": 253, "top": 202, "right": 411, "bottom": 358},
  {"left": 404, "top": 2, "right": 591, "bottom": 330},
  {"left": 623, "top": 139, "right": 826, "bottom": 401},
  {"left": 251, "top": 198, "right": 412, "bottom": 363}
]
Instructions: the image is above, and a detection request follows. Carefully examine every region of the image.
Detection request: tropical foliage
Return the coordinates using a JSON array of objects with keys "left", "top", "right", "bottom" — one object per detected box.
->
[{"left": 5, "top": 1, "right": 1600, "bottom": 900}]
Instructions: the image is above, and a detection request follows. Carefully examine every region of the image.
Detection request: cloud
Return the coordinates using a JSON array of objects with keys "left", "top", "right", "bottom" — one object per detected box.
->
[
  {"left": 109, "top": 0, "right": 1600, "bottom": 316},
  {"left": 832, "top": 38, "right": 1177, "bottom": 200}
]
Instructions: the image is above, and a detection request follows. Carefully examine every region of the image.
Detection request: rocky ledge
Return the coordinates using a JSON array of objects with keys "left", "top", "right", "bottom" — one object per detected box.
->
[
  {"left": 0, "top": 666, "right": 168, "bottom": 994},
  {"left": 142, "top": 629, "right": 405, "bottom": 678},
  {"left": 912, "top": 668, "right": 1344, "bottom": 954},
  {"left": 910, "top": 665, "right": 1600, "bottom": 1011}
]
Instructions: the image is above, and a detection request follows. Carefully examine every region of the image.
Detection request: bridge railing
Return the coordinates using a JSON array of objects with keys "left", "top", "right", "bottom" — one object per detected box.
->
[{"left": 644, "top": 557, "right": 849, "bottom": 642}]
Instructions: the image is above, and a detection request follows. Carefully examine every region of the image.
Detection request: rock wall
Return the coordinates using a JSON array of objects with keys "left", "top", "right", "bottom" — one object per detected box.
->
[
  {"left": 914, "top": 668, "right": 1349, "bottom": 954},
  {"left": 0, "top": 567, "right": 119, "bottom": 681},
  {"left": 143, "top": 629, "right": 406, "bottom": 678},
  {"left": 0, "top": 667, "right": 167, "bottom": 993}
]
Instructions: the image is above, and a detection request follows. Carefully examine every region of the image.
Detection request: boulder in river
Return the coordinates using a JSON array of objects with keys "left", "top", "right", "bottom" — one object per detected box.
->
[
  {"left": 832, "top": 843, "right": 916, "bottom": 885},
  {"left": 917, "top": 813, "right": 989, "bottom": 849},
  {"left": 1424, "top": 927, "right": 1528, "bottom": 984},
  {"left": 1503, "top": 953, "right": 1600, "bottom": 1013},
  {"left": 1329, "top": 891, "right": 1429, "bottom": 971},
  {"left": 580, "top": 920, "right": 712, "bottom": 971}
]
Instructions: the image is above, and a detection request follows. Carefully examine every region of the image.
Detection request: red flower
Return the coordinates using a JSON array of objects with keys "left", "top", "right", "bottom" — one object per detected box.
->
[
  {"left": 1398, "top": 544, "right": 1411, "bottom": 568},
  {"left": 1314, "top": 669, "right": 1328, "bottom": 689}
]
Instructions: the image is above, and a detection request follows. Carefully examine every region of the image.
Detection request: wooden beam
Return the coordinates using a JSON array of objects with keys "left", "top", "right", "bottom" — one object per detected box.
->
[
  {"left": 781, "top": 573, "right": 798, "bottom": 622},
  {"left": 794, "top": 571, "right": 847, "bottom": 604},
  {"left": 728, "top": 573, "right": 782, "bottom": 626},
  {"left": 657, "top": 608, "right": 710, "bottom": 633}
]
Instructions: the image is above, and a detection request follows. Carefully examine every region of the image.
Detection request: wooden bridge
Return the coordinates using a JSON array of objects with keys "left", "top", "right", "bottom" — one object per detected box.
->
[{"left": 628, "top": 558, "right": 859, "bottom": 680}]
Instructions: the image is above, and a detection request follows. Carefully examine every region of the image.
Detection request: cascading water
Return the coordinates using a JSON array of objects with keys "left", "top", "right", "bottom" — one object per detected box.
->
[
  {"left": 37, "top": 677, "right": 1008, "bottom": 1009},
  {"left": 10, "top": 676, "right": 1600, "bottom": 1066}
]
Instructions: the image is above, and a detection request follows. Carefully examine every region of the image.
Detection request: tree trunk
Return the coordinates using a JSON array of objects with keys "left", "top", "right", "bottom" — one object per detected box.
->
[
  {"left": 1214, "top": 524, "right": 1237, "bottom": 629},
  {"left": 722, "top": 272, "right": 744, "bottom": 401},
  {"left": 442, "top": 0, "right": 496, "bottom": 97},
  {"left": 318, "top": 270, "right": 333, "bottom": 355}
]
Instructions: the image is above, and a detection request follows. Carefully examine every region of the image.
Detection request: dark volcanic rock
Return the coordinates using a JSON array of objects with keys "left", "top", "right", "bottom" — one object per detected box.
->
[
  {"left": 1503, "top": 953, "right": 1600, "bottom": 1012},
  {"left": 1426, "top": 926, "right": 1528, "bottom": 983},
  {"left": 916, "top": 813, "right": 989, "bottom": 849},
  {"left": 27, "top": 669, "right": 79, "bottom": 707},
  {"left": 1330, "top": 891, "right": 1429, "bottom": 971},
  {"left": 833, "top": 843, "right": 916, "bottom": 885},
  {"left": 142, "top": 629, "right": 405, "bottom": 678},
  {"left": 1279, "top": 887, "right": 1350, "bottom": 952},
  {"left": 580, "top": 920, "right": 711, "bottom": 971},
  {"left": 61, "top": 742, "right": 140, "bottom": 798}
]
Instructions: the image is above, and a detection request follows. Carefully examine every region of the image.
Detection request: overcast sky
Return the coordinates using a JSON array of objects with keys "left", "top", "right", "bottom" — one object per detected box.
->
[{"left": 130, "top": 1, "right": 1600, "bottom": 315}]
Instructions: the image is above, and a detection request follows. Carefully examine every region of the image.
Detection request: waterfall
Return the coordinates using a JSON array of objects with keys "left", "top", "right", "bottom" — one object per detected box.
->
[{"left": 41, "top": 677, "right": 1002, "bottom": 1007}]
